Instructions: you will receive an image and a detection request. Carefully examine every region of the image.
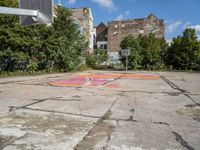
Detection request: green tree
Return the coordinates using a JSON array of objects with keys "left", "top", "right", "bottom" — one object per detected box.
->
[
  {"left": 50, "top": 6, "right": 87, "bottom": 71},
  {"left": 120, "top": 35, "right": 141, "bottom": 69},
  {"left": 138, "top": 33, "right": 167, "bottom": 70},
  {"left": 0, "top": 2, "right": 87, "bottom": 72},
  {"left": 165, "top": 28, "right": 200, "bottom": 70}
]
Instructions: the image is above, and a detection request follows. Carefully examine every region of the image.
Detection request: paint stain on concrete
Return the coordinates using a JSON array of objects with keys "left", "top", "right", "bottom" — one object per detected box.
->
[
  {"left": 105, "top": 83, "right": 120, "bottom": 89},
  {"left": 176, "top": 105, "right": 200, "bottom": 122},
  {"left": 49, "top": 73, "right": 159, "bottom": 88}
]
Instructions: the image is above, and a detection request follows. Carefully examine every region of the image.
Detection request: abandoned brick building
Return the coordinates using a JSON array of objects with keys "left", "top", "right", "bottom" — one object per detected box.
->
[
  {"left": 108, "top": 14, "right": 165, "bottom": 63},
  {"left": 95, "top": 22, "right": 108, "bottom": 51}
]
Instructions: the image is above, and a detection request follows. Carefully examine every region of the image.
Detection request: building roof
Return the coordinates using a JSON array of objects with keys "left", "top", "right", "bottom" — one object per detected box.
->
[
  {"left": 97, "top": 22, "right": 107, "bottom": 28},
  {"left": 108, "top": 14, "right": 163, "bottom": 24},
  {"left": 70, "top": 7, "right": 92, "bottom": 10}
]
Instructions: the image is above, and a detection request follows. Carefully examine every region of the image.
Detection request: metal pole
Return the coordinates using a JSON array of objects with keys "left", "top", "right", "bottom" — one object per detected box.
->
[
  {"left": 0, "top": 6, "right": 38, "bottom": 17},
  {"left": 126, "top": 55, "right": 128, "bottom": 71}
]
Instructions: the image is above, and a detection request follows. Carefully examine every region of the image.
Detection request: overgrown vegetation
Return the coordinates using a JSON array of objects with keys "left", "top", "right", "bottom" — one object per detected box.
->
[
  {"left": 86, "top": 48, "right": 108, "bottom": 69},
  {"left": 0, "top": 0, "right": 87, "bottom": 74},
  {"left": 165, "top": 29, "right": 200, "bottom": 70},
  {"left": 120, "top": 29, "right": 200, "bottom": 71}
]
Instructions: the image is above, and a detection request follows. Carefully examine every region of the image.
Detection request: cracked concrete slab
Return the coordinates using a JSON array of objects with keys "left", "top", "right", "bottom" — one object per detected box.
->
[
  {"left": 0, "top": 84, "right": 76, "bottom": 115},
  {"left": 114, "top": 78, "right": 177, "bottom": 93},
  {"left": 108, "top": 121, "right": 185, "bottom": 150},
  {"left": 27, "top": 96, "right": 117, "bottom": 118},
  {"left": 109, "top": 92, "right": 199, "bottom": 127},
  {"left": 0, "top": 71, "right": 200, "bottom": 149},
  {"left": 158, "top": 72, "right": 200, "bottom": 95},
  {"left": 0, "top": 110, "right": 97, "bottom": 150}
]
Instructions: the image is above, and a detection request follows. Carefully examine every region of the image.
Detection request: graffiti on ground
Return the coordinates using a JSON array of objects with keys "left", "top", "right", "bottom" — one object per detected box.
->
[{"left": 49, "top": 73, "right": 160, "bottom": 88}]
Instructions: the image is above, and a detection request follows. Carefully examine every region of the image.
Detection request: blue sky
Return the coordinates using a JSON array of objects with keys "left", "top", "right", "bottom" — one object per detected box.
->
[{"left": 55, "top": 0, "right": 200, "bottom": 41}]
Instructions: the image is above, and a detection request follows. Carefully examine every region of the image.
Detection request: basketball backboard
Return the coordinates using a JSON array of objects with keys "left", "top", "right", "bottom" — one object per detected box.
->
[
  {"left": 121, "top": 49, "right": 130, "bottom": 57},
  {"left": 20, "top": 0, "right": 53, "bottom": 26}
]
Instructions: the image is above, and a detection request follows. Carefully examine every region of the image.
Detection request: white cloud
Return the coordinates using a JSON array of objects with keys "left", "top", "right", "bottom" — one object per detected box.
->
[
  {"left": 67, "top": 0, "right": 76, "bottom": 4},
  {"left": 182, "top": 22, "right": 191, "bottom": 29},
  {"left": 125, "top": 10, "right": 130, "bottom": 16},
  {"left": 91, "top": 0, "right": 116, "bottom": 10},
  {"left": 115, "top": 10, "right": 131, "bottom": 21},
  {"left": 198, "top": 35, "right": 200, "bottom": 41},
  {"left": 189, "top": 25, "right": 200, "bottom": 32},
  {"left": 166, "top": 21, "right": 183, "bottom": 33},
  {"left": 115, "top": 15, "right": 123, "bottom": 20}
]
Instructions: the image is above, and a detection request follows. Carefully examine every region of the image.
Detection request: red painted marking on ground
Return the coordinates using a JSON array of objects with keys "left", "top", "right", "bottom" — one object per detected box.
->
[
  {"left": 106, "top": 83, "right": 120, "bottom": 89},
  {"left": 89, "top": 78, "right": 114, "bottom": 86},
  {"left": 49, "top": 77, "right": 86, "bottom": 87},
  {"left": 48, "top": 73, "right": 160, "bottom": 87},
  {"left": 122, "top": 74, "right": 160, "bottom": 80}
]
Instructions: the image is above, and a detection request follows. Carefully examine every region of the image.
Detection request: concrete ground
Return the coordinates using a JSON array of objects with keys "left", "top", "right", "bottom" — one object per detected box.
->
[{"left": 0, "top": 70, "right": 199, "bottom": 150}]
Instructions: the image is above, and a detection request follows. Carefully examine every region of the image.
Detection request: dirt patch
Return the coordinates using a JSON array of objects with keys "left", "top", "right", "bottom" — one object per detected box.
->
[
  {"left": 0, "top": 136, "right": 16, "bottom": 149},
  {"left": 176, "top": 105, "right": 200, "bottom": 122}
]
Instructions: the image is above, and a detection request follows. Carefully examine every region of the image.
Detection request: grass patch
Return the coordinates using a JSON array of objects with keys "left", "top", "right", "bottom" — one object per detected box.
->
[
  {"left": 0, "top": 70, "right": 54, "bottom": 78},
  {"left": 0, "top": 65, "right": 93, "bottom": 78}
]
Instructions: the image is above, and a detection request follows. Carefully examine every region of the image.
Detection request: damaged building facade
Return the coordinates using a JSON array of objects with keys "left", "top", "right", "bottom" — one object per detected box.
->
[
  {"left": 69, "top": 10, "right": 165, "bottom": 63},
  {"left": 107, "top": 14, "right": 165, "bottom": 64},
  {"left": 71, "top": 8, "right": 94, "bottom": 52}
]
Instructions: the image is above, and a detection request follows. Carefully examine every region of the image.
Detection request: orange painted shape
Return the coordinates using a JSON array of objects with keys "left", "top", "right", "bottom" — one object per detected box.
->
[{"left": 106, "top": 83, "right": 120, "bottom": 89}]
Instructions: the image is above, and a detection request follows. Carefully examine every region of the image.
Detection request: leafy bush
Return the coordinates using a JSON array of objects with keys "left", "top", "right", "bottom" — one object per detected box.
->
[
  {"left": 86, "top": 48, "right": 108, "bottom": 69},
  {"left": 86, "top": 54, "right": 97, "bottom": 68},
  {"left": 27, "top": 62, "right": 38, "bottom": 73}
]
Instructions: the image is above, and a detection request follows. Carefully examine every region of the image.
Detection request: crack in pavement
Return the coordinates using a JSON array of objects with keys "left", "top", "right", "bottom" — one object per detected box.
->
[
  {"left": 127, "top": 102, "right": 135, "bottom": 121},
  {"left": 74, "top": 96, "right": 120, "bottom": 150},
  {"left": 8, "top": 106, "right": 101, "bottom": 119},
  {"left": 9, "top": 97, "right": 63, "bottom": 112},
  {"left": 0, "top": 77, "right": 49, "bottom": 85},
  {"left": 172, "top": 131, "right": 195, "bottom": 150},
  {"left": 6, "top": 102, "right": 200, "bottom": 150},
  {"left": 184, "top": 94, "right": 200, "bottom": 106},
  {"left": 13, "top": 83, "right": 51, "bottom": 87},
  {"left": 157, "top": 73, "right": 199, "bottom": 105},
  {"left": 158, "top": 120, "right": 196, "bottom": 150},
  {"left": 32, "top": 98, "right": 82, "bottom": 102},
  {"left": 158, "top": 74, "right": 188, "bottom": 93},
  {"left": 118, "top": 90, "right": 182, "bottom": 96},
  {"left": 7, "top": 106, "right": 200, "bottom": 128}
]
